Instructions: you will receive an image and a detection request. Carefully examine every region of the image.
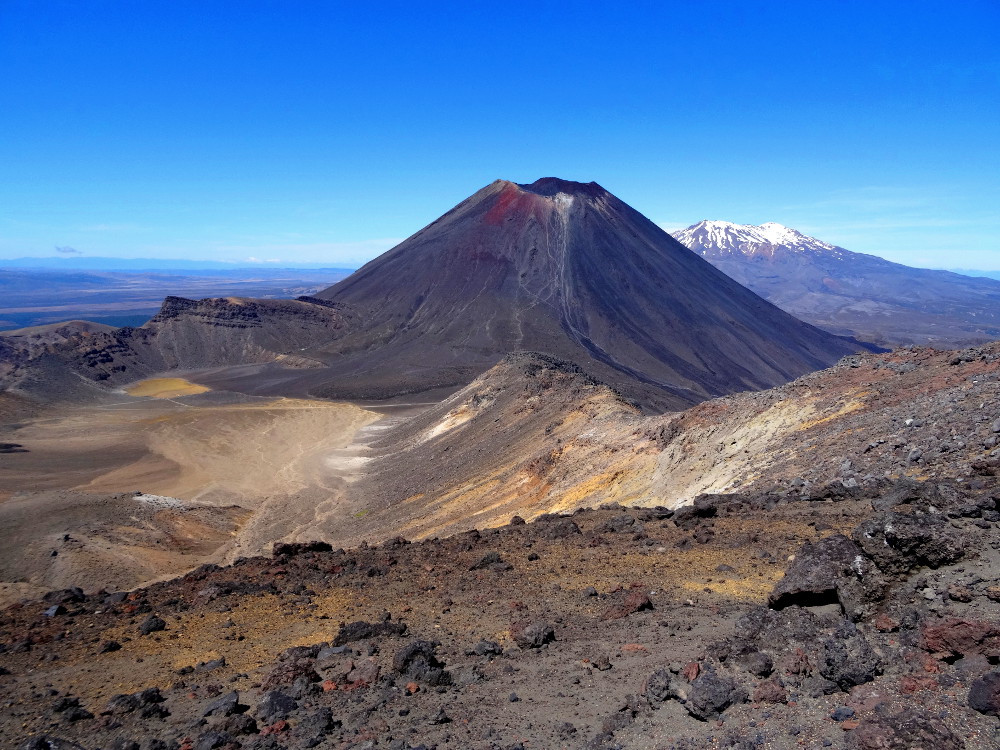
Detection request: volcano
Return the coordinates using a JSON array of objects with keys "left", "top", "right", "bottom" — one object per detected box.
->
[
  {"left": 312, "top": 178, "right": 867, "bottom": 410},
  {"left": 673, "top": 220, "right": 1000, "bottom": 348}
]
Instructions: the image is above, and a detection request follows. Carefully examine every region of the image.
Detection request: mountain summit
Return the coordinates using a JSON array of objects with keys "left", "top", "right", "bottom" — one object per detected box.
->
[
  {"left": 674, "top": 220, "right": 846, "bottom": 259},
  {"left": 673, "top": 220, "right": 1000, "bottom": 348},
  {"left": 312, "top": 179, "right": 865, "bottom": 410}
]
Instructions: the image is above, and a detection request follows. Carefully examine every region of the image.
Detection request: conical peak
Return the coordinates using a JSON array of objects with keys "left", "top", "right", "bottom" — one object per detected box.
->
[{"left": 515, "top": 177, "right": 608, "bottom": 198}]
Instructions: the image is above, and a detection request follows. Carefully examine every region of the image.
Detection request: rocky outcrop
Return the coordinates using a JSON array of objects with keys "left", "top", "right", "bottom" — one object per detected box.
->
[{"left": 1, "top": 296, "right": 351, "bottom": 400}]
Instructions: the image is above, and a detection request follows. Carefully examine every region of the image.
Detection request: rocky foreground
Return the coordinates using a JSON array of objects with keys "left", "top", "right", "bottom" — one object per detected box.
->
[{"left": 4, "top": 472, "right": 1000, "bottom": 749}]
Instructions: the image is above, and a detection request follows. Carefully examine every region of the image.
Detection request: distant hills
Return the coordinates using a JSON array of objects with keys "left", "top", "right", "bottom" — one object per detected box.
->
[
  {"left": 0, "top": 256, "right": 354, "bottom": 272},
  {"left": 673, "top": 220, "right": 1000, "bottom": 348},
  {"left": 0, "top": 266, "right": 352, "bottom": 331}
]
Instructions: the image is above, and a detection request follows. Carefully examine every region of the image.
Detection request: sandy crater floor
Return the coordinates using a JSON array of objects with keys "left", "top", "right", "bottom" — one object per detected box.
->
[{"left": 0, "top": 378, "right": 382, "bottom": 604}]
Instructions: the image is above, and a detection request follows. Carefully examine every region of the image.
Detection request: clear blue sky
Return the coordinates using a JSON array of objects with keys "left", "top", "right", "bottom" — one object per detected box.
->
[{"left": 1, "top": 1, "right": 998, "bottom": 268}]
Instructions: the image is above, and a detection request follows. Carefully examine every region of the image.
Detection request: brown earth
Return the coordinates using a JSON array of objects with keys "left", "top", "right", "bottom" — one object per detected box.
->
[
  {"left": 0, "top": 388, "right": 378, "bottom": 605},
  {"left": 3, "top": 480, "right": 1000, "bottom": 749}
]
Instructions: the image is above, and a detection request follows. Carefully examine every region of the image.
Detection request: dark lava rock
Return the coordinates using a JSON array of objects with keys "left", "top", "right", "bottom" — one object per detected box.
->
[
  {"left": 295, "top": 708, "right": 339, "bottom": 744},
  {"left": 673, "top": 495, "right": 720, "bottom": 529},
  {"left": 256, "top": 691, "right": 298, "bottom": 722},
  {"left": 193, "top": 731, "right": 235, "bottom": 750},
  {"left": 718, "top": 605, "right": 830, "bottom": 667},
  {"left": 470, "top": 551, "right": 503, "bottom": 569},
  {"left": 218, "top": 714, "right": 258, "bottom": 737},
  {"left": 105, "top": 687, "right": 165, "bottom": 716},
  {"left": 472, "top": 640, "right": 503, "bottom": 657},
  {"left": 968, "top": 671, "right": 1000, "bottom": 715},
  {"left": 831, "top": 706, "right": 856, "bottom": 721},
  {"left": 819, "top": 621, "right": 881, "bottom": 690},
  {"left": 195, "top": 657, "right": 227, "bottom": 673},
  {"left": 392, "top": 640, "right": 450, "bottom": 685},
  {"left": 644, "top": 668, "right": 673, "bottom": 703},
  {"left": 43, "top": 587, "right": 85, "bottom": 605},
  {"left": 684, "top": 667, "right": 748, "bottom": 721},
  {"left": 18, "top": 738, "right": 88, "bottom": 750},
  {"left": 851, "top": 706, "right": 964, "bottom": 749},
  {"left": 768, "top": 534, "right": 885, "bottom": 619},
  {"left": 871, "top": 478, "right": 943, "bottom": 512},
  {"left": 853, "top": 512, "right": 966, "bottom": 575},
  {"left": 536, "top": 517, "right": 581, "bottom": 539},
  {"left": 597, "top": 513, "right": 643, "bottom": 533},
  {"left": 429, "top": 707, "right": 450, "bottom": 725},
  {"left": 601, "top": 590, "right": 654, "bottom": 620},
  {"left": 51, "top": 697, "right": 80, "bottom": 713},
  {"left": 332, "top": 619, "right": 407, "bottom": 645},
  {"left": 736, "top": 650, "right": 773, "bottom": 677},
  {"left": 203, "top": 690, "right": 242, "bottom": 718},
  {"left": 139, "top": 614, "right": 167, "bottom": 635},
  {"left": 272, "top": 540, "right": 332, "bottom": 556},
  {"left": 260, "top": 657, "right": 321, "bottom": 691},
  {"left": 62, "top": 707, "right": 93, "bottom": 722},
  {"left": 510, "top": 621, "right": 555, "bottom": 649}
]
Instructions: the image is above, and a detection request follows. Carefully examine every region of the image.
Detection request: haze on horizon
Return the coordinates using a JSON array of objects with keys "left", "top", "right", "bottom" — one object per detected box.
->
[{"left": 1, "top": 2, "right": 997, "bottom": 270}]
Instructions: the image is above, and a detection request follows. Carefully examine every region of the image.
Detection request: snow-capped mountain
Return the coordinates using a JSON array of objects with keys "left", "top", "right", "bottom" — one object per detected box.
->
[
  {"left": 673, "top": 220, "right": 847, "bottom": 260},
  {"left": 671, "top": 220, "right": 1000, "bottom": 349}
]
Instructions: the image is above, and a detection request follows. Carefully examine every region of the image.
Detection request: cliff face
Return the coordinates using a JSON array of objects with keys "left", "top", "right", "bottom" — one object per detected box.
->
[{"left": 1, "top": 296, "right": 352, "bottom": 401}]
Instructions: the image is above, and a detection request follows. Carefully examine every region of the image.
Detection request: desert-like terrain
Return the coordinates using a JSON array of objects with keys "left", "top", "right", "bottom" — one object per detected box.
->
[
  {"left": 0, "top": 378, "right": 380, "bottom": 605},
  {"left": 4, "top": 340, "right": 999, "bottom": 607}
]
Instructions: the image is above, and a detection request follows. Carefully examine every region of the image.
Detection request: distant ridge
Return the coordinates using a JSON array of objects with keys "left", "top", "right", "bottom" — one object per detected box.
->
[
  {"left": 0, "top": 257, "right": 355, "bottom": 272},
  {"left": 674, "top": 220, "right": 1000, "bottom": 348}
]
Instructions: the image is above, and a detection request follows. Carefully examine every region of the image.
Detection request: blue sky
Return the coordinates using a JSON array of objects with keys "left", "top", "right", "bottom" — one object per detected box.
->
[{"left": 1, "top": 1, "right": 998, "bottom": 268}]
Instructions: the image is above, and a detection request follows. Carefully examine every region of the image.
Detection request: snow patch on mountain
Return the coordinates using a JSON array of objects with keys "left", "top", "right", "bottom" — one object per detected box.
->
[{"left": 672, "top": 220, "right": 847, "bottom": 259}]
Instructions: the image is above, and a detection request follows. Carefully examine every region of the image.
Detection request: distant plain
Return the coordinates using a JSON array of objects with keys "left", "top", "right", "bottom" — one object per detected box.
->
[{"left": 0, "top": 266, "right": 353, "bottom": 330}]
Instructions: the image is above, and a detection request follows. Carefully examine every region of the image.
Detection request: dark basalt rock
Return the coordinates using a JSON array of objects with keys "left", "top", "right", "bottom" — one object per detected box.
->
[
  {"left": 535, "top": 517, "right": 581, "bottom": 539},
  {"left": 392, "top": 640, "right": 450, "bottom": 685},
  {"left": 332, "top": 619, "right": 407, "bottom": 646},
  {"left": 673, "top": 495, "right": 722, "bottom": 529},
  {"left": 596, "top": 513, "right": 644, "bottom": 534},
  {"left": 968, "top": 671, "right": 1000, "bottom": 716},
  {"left": 853, "top": 511, "right": 966, "bottom": 575},
  {"left": 202, "top": 690, "right": 242, "bottom": 718},
  {"left": 43, "top": 587, "right": 86, "bottom": 605},
  {"left": 272, "top": 541, "right": 333, "bottom": 557},
  {"left": 818, "top": 621, "right": 882, "bottom": 690},
  {"left": 255, "top": 691, "right": 298, "bottom": 722},
  {"left": 17, "top": 738, "right": 88, "bottom": 750},
  {"left": 850, "top": 706, "right": 964, "bottom": 749},
  {"left": 683, "top": 668, "right": 748, "bottom": 721},
  {"left": 768, "top": 534, "right": 886, "bottom": 620},
  {"left": 510, "top": 621, "right": 555, "bottom": 649},
  {"left": 872, "top": 478, "right": 945, "bottom": 512},
  {"left": 139, "top": 614, "right": 166, "bottom": 635}
]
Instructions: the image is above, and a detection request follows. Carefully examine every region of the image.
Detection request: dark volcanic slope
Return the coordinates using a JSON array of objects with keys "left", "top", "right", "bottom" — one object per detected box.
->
[
  {"left": 674, "top": 220, "right": 1000, "bottom": 348},
  {"left": 313, "top": 178, "right": 865, "bottom": 411}
]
